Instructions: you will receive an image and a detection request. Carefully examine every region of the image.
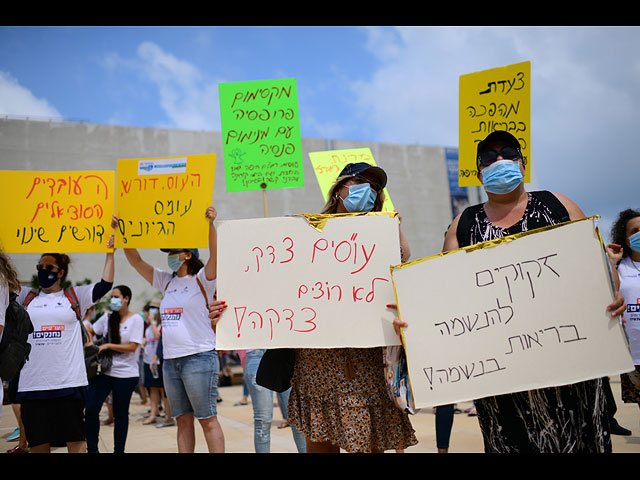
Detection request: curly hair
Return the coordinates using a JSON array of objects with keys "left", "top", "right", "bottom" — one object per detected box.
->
[
  {"left": 0, "top": 250, "right": 21, "bottom": 293},
  {"left": 610, "top": 208, "right": 640, "bottom": 258}
]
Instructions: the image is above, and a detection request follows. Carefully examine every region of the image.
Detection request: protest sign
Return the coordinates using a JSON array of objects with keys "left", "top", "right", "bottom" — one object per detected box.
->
[
  {"left": 114, "top": 155, "right": 216, "bottom": 248},
  {"left": 459, "top": 61, "right": 531, "bottom": 187},
  {"left": 219, "top": 78, "right": 304, "bottom": 192},
  {"left": 215, "top": 213, "right": 403, "bottom": 350},
  {"left": 308, "top": 147, "right": 395, "bottom": 212},
  {"left": 0, "top": 170, "right": 115, "bottom": 253},
  {"left": 391, "top": 217, "right": 633, "bottom": 409}
]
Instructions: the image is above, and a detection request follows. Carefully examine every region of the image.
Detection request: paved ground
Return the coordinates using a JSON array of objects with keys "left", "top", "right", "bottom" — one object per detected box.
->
[{"left": 2, "top": 378, "right": 639, "bottom": 453}]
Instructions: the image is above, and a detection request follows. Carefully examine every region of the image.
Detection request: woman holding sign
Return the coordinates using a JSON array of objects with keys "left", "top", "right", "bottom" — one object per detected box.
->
[
  {"left": 283, "top": 162, "right": 417, "bottom": 453},
  {"left": 115, "top": 206, "right": 225, "bottom": 453},
  {"left": 608, "top": 209, "right": 640, "bottom": 412},
  {"left": 396, "top": 131, "right": 625, "bottom": 453},
  {"left": 15, "top": 247, "right": 115, "bottom": 454}
]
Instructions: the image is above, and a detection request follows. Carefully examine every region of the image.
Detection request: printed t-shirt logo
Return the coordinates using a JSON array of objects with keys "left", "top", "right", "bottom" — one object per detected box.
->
[
  {"left": 162, "top": 308, "right": 184, "bottom": 321},
  {"left": 33, "top": 324, "right": 65, "bottom": 339}
]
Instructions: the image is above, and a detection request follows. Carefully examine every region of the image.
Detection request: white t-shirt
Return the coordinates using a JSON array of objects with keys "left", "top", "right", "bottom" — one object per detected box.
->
[
  {"left": 92, "top": 312, "right": 144, "bottom": 378},
  {"left": 152, "top": 267, "right": 217, "bottom": 360},
  {"left": 143, "top": 324, "right": 161, "bottom": 364},
  {"left": 17, "top": 284, "right": 95, "bottom": 392},
  {"left": 618, "top": 256, "right": 640, "bottom": 365}
]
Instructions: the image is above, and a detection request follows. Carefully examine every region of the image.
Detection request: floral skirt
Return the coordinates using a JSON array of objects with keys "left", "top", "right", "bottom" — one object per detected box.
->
[
  {"left": 287, "top": 347, "right": 417, "bottom": 453},
  {"left": 621, "top": 366, "right": 640, "bottom": 405}
]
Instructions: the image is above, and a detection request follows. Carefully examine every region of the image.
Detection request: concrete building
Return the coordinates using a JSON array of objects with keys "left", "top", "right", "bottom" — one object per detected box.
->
[{"left": 0, "top": 118, "right": 477, "bottom": 312}]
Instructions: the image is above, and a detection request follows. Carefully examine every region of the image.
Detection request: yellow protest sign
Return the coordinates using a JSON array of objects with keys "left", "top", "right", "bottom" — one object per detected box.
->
[
  {"left": 114, "top": 155, "right": 216, "bottom": 249},
  {"left": 459, "top": 61, "right": 531, "bottom": 187},
  {"left": 0, "top": 170, "right": 115, "bottom": 253},
  {"left": 308, "top": 148, "right": 395, "bottom": 212}
]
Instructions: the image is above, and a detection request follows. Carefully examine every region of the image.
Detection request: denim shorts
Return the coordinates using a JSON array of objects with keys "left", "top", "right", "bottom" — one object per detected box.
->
[{"left": 162, "top": 350, "right": 220, "bottom": 419}]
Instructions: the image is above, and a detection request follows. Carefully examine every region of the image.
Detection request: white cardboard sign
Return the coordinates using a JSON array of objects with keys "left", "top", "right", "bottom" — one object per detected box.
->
[
  {"left": 391, "top": 217, "right": 634, "bottom": 409},
  {"left": 216, "top": 213, "right": 403, "bottom": 349}
]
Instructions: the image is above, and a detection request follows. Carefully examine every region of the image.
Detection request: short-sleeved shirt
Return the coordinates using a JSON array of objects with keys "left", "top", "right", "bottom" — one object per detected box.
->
[
  {"left": 92, "top": 312, "right": 145, "bottom": 378},
  {"left": 17, "top": 284, "right": 95, "bottom": 393},
  {"left": 152, "top": 267, "right": 217, "bottom": 359},
  {"left": 143, "top": 324, "right": 161, "bottom": 364},
  {"left": 618, "top": 256, "right": 640, "bottom": 364}
]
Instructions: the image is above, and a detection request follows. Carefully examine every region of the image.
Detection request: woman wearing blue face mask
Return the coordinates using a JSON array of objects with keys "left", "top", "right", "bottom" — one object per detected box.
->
[
  {"left": 141, "top": 301, "right": 173, "bottom": 427},
  {"left": 283, "top": 162, "right": 418, "bottom": 453},
  {"left": 14, "top": 247, "right": 115, "bottom": 454},
  {"left": 115, "top": 206, "right": 225, "bottom": 453},
  {"left": 394, "top": 130, "right": 626, "bottom": 453},
  {"left": 608, "top": 209, "right": 640, "bottom": 416},
  {"left": 85, "top": 285, "right": 144, "bottom": 453}
]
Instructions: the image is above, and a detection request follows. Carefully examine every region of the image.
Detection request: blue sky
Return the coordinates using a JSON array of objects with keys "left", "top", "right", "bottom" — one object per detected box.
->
[{"left": 1, "top": 25, "right": 639, "bottom": 238}]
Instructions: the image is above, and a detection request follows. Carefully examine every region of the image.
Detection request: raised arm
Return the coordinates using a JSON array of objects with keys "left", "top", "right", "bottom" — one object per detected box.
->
[
  {"left": 112, "top": 215, "right": 155, "bottom": 285},
  {"left": 204, "top": 206, "right": 218, "bottom": 281}
]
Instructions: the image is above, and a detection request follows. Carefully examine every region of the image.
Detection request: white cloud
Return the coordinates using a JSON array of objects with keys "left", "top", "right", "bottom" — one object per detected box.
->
[
  {"left": 0, "top": 71, "right": 61, "bottom": 119},
  {"left": 350, "top": 26, "right": 640, "bottom": 222},
  {"left": 135, "top": 41, "right": 222, "bottom": 131}
]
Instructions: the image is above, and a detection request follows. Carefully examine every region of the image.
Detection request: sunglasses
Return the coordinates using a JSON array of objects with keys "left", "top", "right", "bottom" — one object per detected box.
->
[
  {"left": 478, "top": 146, "right": 521, "bottom": 168},
  {"left": 349, "top": 175, "right": 382, "bottom": 192},
  {"left": 36, "top": 263, "right": 59, "bottom": 272}
]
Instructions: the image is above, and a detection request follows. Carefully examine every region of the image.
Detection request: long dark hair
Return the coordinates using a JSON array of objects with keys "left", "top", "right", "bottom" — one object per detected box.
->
[
  {"left": 185, "top": 255, "right": 204, "bottom": 275},
  {"left": 610, "top": 209, "right": 640, "bottom": 259},
  {"left": 108, "top": 285, "right": 132, "bottom": 345}
]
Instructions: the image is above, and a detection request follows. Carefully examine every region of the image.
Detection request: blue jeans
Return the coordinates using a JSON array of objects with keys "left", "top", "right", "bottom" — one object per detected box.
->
[
  {"left": 245, "top": 349, "right": 306, "bottom": 453},
  {"left": 163, "top": 350, "right": 219, "bottom": 419},
  {"left": 86, "top": 375, "right": 139, "bottom": 453}
]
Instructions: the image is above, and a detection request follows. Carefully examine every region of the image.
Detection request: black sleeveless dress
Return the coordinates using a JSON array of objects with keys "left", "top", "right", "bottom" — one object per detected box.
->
[{"left": 456, "top": 192, "right": 611, "bottom": 453}]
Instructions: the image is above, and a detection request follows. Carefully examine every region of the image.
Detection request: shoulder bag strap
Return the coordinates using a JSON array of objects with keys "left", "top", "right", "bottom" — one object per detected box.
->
[{"left": 196, "top": 277, "right": 216, "bottom": 334}]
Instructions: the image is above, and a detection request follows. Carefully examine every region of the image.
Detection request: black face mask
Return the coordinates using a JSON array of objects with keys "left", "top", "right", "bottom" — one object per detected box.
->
[{"left": 38, "top": 268, "right": 59, "bottom": 288}]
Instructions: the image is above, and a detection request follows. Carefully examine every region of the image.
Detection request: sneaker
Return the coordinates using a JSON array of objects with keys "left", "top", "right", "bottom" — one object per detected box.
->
[
  {"left": 6, "top": 427, "right": 20, "bottom": 442},
  {"left": 156, "top": 420, "right": 176, "bottom": 428}
]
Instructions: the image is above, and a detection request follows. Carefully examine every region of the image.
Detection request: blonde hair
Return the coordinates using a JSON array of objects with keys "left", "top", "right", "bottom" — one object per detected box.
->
[
  {"left": 0, "top": 251, "right": 21, "bottom": 293},
  {"left": 321, "top": 175, "right": 386, "bottom": 214}
]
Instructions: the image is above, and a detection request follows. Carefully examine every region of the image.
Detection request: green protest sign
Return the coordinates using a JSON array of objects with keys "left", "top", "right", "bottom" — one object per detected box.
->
[{"left": 219, "top": 78, "right": 304, "bottom": 192}]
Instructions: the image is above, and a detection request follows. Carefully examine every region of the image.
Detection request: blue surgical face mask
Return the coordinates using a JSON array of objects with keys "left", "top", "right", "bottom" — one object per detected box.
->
[
  {"left": 149, "top": 307, "right": 158, "bottom": 316},
  {"left": 341, "top": 183, "right": 377, "bottom": 213},
  {"left": 109, "top": 297, "right": 123, "bottom": 311},
  {"left": 629, "top": 231, "right": 640, "bottom": 253},
  {"left": 481, "top": 160, "right": 524, "bottom": 195},
  {"left": 167, "top": 254, "right": 184, "bottom": 272}
]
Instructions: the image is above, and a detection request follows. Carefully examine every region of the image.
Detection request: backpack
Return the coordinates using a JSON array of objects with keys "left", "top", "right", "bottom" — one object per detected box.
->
[{"left": 0, "top": 292, "right": 35, "bottom": 381}]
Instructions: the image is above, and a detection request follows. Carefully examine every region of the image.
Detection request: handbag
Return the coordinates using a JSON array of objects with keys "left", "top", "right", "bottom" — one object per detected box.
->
[
  {"left": 81, "top": 319, "right": 113, "bottom": 380},
  {"left": 382, "top": 345, "right": 419, "bottom": 415},
  {"left": 256, "top": 348, "right": 296, "bottom": 393}
]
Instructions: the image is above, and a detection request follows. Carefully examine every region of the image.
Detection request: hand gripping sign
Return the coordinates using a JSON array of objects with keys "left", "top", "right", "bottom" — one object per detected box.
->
[
  {"left": 391, "top": 217, "right": 634, "bottom": 410},
  {"left": 114, "top": 155, "right": 216, "bottom": 249},
  {"left": 215, "top": 212, "right": 403, "bottom": 350}
]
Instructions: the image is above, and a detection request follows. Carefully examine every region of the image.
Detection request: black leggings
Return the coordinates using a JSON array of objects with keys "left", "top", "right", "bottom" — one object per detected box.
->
[{"left": 435, "top": 404, "right": 454, "bottom": 449}]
